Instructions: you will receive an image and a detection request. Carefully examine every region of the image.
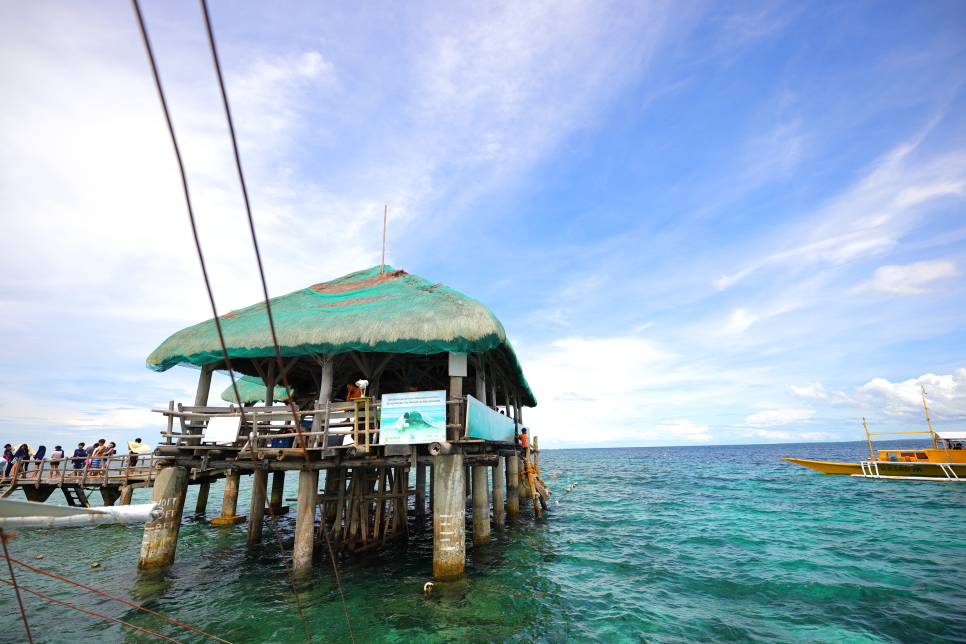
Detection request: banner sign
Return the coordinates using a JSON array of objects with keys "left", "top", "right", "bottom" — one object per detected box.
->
[
  {"left": 465, "top": 395, "right": 516, "bottom": 442},
  {"left": 379, "top": 390, "right": 447, "bottom": 444}
]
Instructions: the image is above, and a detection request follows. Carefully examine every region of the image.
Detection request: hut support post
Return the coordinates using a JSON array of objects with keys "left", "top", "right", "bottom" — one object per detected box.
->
[
  {"left": 506, "top": 453, "right": 520, "bottom": 515},
  {"left": 433, "top": 454, "right": 465, "bottom": 579},
  {"left": 247, "top": 470, "right": 267, "bottom": 542},
  {"left": 415, "top": 465, "right": 427, "bottom": 516},
  {"left": 212, "top": 470, "right": 245, "bottom": 525},
  {"left": 138, "top": 465, "right": 189, "bottom": 568},
  {"left": 270, "top": 472, "right": 286, "bottom": 511},
  {"left": 472, "top": 465, "right": 490, "bottom": 544},
  {"left": 293, "top": 469, "right": 318, "bottom": 571},
  {"left": 194, "top": 364, "right": 214, "bottom": 407},
  {"left": 195, "top": 480, "right": 210, "bottom": 514},
  {"left": 492, "top": 456, "right": 505, "bottom": 525}
]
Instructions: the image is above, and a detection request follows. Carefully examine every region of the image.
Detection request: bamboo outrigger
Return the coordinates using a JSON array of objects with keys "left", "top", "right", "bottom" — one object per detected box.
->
[
  {"left": 782, "top": 386, "right": 966, "bottom": 481},
  {"left": 138, "top": 266, "right": 551, "bottom": 577}
]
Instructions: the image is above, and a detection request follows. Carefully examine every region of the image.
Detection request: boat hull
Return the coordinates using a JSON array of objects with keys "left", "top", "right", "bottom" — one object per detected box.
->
[
  {"left": 780, "top": 458, "right": 862, "bottom": 474},
  {"left": 782, "top": 457, "right": 966, "bottom": 478}
]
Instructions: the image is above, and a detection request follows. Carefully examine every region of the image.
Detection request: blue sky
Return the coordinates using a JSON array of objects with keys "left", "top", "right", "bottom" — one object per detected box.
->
[{"left": 1, "top": 0, "right": 964, "bottom": 450}]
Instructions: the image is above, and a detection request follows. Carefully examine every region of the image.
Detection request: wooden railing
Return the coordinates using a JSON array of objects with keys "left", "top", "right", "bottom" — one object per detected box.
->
[
  {"left": 0, "top": 454, "right": 165, "bottom": 488},
  {"left": 153, "top": 398, "right": 468, "bottom": 452}
]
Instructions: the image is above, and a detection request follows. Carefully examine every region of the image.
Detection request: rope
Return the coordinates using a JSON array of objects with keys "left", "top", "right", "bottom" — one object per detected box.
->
[
  {"left": 0, "top": 577, "right": 184, "bottom": 643},
  {"left": 198, "top": 3, "right": 355, "bottom": 641},
  {"left": 0, "top": 529, "right": 33, "bottom": 643},
  {"left": 129, "top": 3, "right": 314, "bottom": 642},
  {"left": 2, "top": 554, "right": 232, "bottom": 643}
]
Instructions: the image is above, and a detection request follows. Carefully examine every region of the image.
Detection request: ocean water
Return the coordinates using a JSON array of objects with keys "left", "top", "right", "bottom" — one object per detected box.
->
[{"left": 2, "top": 441, "right": 965, "bottom": 644}]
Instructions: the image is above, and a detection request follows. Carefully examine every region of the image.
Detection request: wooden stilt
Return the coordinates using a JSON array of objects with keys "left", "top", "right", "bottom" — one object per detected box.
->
[
  {"left": 472, "top": 465, "right": 490, "bottom": 545},
  {"left": 433, "top": 453, "right": 465, "bottom": 579},
  {"left": 247, "top": 470, "right": 267, "bottom": 543},
  {"left": 138, "top": 466, "right": 189, "bottom": 568},
  {"left": 293, "top": 469, "right": 318, "bottom": 571},
  {"left": 212, "top": 470, "right": 245, "bottom": 525},
  {"left": 195, "top": 480, "right": 210, "bottom": 514},
  {"left": 506, "top": 454, "right": 520, "bottom": 515},
  {"left": 269, "top": 471, "right": 288, "bottom": 514},
  {"left": 119, "top": 485, "right": 134, "bottom": 506},
  {"left": 100, "top": 487, "right": 120, "bottom": 506},
  {"left": 415, "top": 464, "right": 426, "bottom": 516},
  {"left": 492, "top": 456, "right": 505, "bottom": 525}
]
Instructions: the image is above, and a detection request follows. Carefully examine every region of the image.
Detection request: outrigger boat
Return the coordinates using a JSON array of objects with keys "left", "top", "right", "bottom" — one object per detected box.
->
[{"left": 782, "top": 387, "right": 966, "bottom": 481}]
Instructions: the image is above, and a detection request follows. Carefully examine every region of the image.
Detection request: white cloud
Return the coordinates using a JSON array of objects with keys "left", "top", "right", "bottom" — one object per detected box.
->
[
  {"left": 745, "top": 409, "right": 815, "bottom": 426},
  {"left": 730, "top": 308, "right": 760, "bottom": 332},
  {"left": 657, "top": 419, "right": 713, "bottom": 441},
  {"left": 792, "top": 369, "right": 966, "bottom": 421},
  {"left": 554, "top": 392, "right": 596, "bottom": 402},
  {"left": 714, "top": 140, "right": 966, "bottom": 290},
  {"left": 867, "top": 259, "right": 961, "bottom": 295},
  {"left": 743, "top": 429, "right": 835, "bottom": 441}
]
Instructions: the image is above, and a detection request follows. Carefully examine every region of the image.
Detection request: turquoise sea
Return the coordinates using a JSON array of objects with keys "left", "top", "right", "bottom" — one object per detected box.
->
[{"left": 2, "top": 441, "right": 964, "bottom": 644}]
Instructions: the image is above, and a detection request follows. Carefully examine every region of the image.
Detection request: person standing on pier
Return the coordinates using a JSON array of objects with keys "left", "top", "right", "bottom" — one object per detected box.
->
[
  {"left": 90, "top": 439, "right": 107, "bottom": 469},
  {"left": 13, "top": 444, "right": 29, "bottom": 476},
  {"left": 71, "top": 442, "right": 87, "bottom": 475},
  {"left": 50, "top": 445, "right": 65, "bottom": 474},
  {"left": 27, "top": 445, "right": 46, "bottom": 477},
  {"left": 2, "top": 444, "right": 13, "bottom": 477},
  {"left": 127, "top": 438, "right": 143, "bottom": 474}
]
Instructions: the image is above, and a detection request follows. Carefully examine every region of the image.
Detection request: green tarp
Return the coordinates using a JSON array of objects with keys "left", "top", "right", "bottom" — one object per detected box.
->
[
  {"left": 221, "top": 375, "right": 292, "bottom": 404},
  {"left": 147, "top": 265, "right": 536, "bottom": 406}
]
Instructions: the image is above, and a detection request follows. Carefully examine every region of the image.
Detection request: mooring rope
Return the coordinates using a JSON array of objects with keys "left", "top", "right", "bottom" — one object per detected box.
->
[
  {"left": 1, "top": 554, "right": 233, "bottom": 643},
  {"left": 0, "top": 577, "right": 186, "bottom": 643},
  {"left": 129, "top": 2, "right": 315, "bottom": 642},
  {"left": 0, "top": 529, "right": 34, "bottom": 643},
  {"left": 198, "top": 2, "right": 356, "bottom": 642}
]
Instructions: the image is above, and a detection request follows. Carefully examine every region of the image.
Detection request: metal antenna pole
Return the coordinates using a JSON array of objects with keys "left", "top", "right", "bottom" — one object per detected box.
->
[{"left": 381, "top": 205, "right": 387, "bottom": 273}]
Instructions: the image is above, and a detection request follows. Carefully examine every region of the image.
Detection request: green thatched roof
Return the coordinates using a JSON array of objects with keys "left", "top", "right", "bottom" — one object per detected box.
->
[
  {"left": 221, "top": 375, "right": 292, "bottom": 404},
  {"left": 147, "top": 266, "right": 536, "bottom": 406}
]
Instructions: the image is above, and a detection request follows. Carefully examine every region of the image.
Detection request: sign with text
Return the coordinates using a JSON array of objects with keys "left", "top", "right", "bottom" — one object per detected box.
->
[
  {"left": 465, "top": 395, "right": 516, "bottom": 442},
  {"left": 379, "top": 390, "right": 447, "bottom": 444}
]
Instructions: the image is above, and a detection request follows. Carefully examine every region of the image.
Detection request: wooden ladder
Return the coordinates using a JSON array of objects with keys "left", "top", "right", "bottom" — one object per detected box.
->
[{"left": 62, "top": 485, "right": 91, "bottom": 508}]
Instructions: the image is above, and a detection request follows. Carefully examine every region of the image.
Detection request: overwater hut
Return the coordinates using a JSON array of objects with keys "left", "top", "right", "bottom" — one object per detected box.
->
[{"left": 142, "top": 266, "right": 545, "bottom": 579}]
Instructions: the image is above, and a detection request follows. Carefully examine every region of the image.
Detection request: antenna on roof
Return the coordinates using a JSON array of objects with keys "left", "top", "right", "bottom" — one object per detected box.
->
[{"left": 381, "top": 205, "right": 387, "bottom": 274}]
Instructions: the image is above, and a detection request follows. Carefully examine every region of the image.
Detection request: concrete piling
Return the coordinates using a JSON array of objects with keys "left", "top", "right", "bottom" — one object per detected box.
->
[
  {"left": 138, "top": 466, "right": 189, "bottom": 568},
  {"left": 433, "top": 454, "right": 465, "bottom": 579},
  {"left": 247, "top": 469, "right": 267, "bottom": 543},
  {"left": 293, "top": 470, "right": 318, "bottom": 571},
  {"left": 472, "top": 465, "right": 490, "bottom": 545},
  {"left": 212, "top": 470, "right": 245, "bottom": 525}
]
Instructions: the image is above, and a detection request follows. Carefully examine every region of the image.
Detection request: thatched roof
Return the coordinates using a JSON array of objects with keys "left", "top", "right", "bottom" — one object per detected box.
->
[
  {"left": 147, "top": 266, "right": 536, "bottom": 406},
  {"left": 221, "top": 375, "right": 292, "bottom": 404}
]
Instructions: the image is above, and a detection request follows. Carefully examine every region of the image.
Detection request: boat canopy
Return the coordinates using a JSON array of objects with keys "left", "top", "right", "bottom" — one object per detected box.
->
[{"left": 936, "top": 431, "right": 966, "bottom": 440}]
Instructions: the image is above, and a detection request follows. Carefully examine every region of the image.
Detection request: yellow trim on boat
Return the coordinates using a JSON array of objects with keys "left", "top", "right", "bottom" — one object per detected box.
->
[{"left": 780, "top": 458, "right": 862, "bottom": 474}]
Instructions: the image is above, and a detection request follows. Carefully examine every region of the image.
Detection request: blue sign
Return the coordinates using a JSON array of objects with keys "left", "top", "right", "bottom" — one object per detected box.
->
[{"left": 466, "top": 395, "right": 516, "bottom": 442}]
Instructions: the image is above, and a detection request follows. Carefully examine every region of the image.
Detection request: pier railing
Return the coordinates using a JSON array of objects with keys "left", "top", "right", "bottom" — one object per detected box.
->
[
  {"left": 153, "top": 397, "right": 468, "bottom": 452},
  {"left": 0, "top": 454, "right": 166, "bottom": 488}
]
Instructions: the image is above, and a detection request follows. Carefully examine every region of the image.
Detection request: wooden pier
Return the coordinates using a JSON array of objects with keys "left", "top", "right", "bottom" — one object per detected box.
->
[
  {"left": 0, "top": 454, "right": 221, "bottom": 508},
  {"left": 136, "top": 266, "right": 550, "bottom": 578}
]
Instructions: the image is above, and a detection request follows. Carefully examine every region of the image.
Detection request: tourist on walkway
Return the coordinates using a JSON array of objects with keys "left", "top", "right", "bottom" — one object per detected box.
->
[
  {"left": 27, "top": 445, "right": 46, "bottom": 477},
  {"left": 71, "top": 443, "right": 87, "bottom": 474},
  {"left": 13, "top": 444, "right": 29, "bottom": 476},
  {"left": 2, "top": 444, "right": 13, "bottom": 477},
  {"left": 90, "top": 439, "right": 107, "bottom": 469},
  {"left": 50, "top": 446, "right": 65, "bottom": 473}
]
